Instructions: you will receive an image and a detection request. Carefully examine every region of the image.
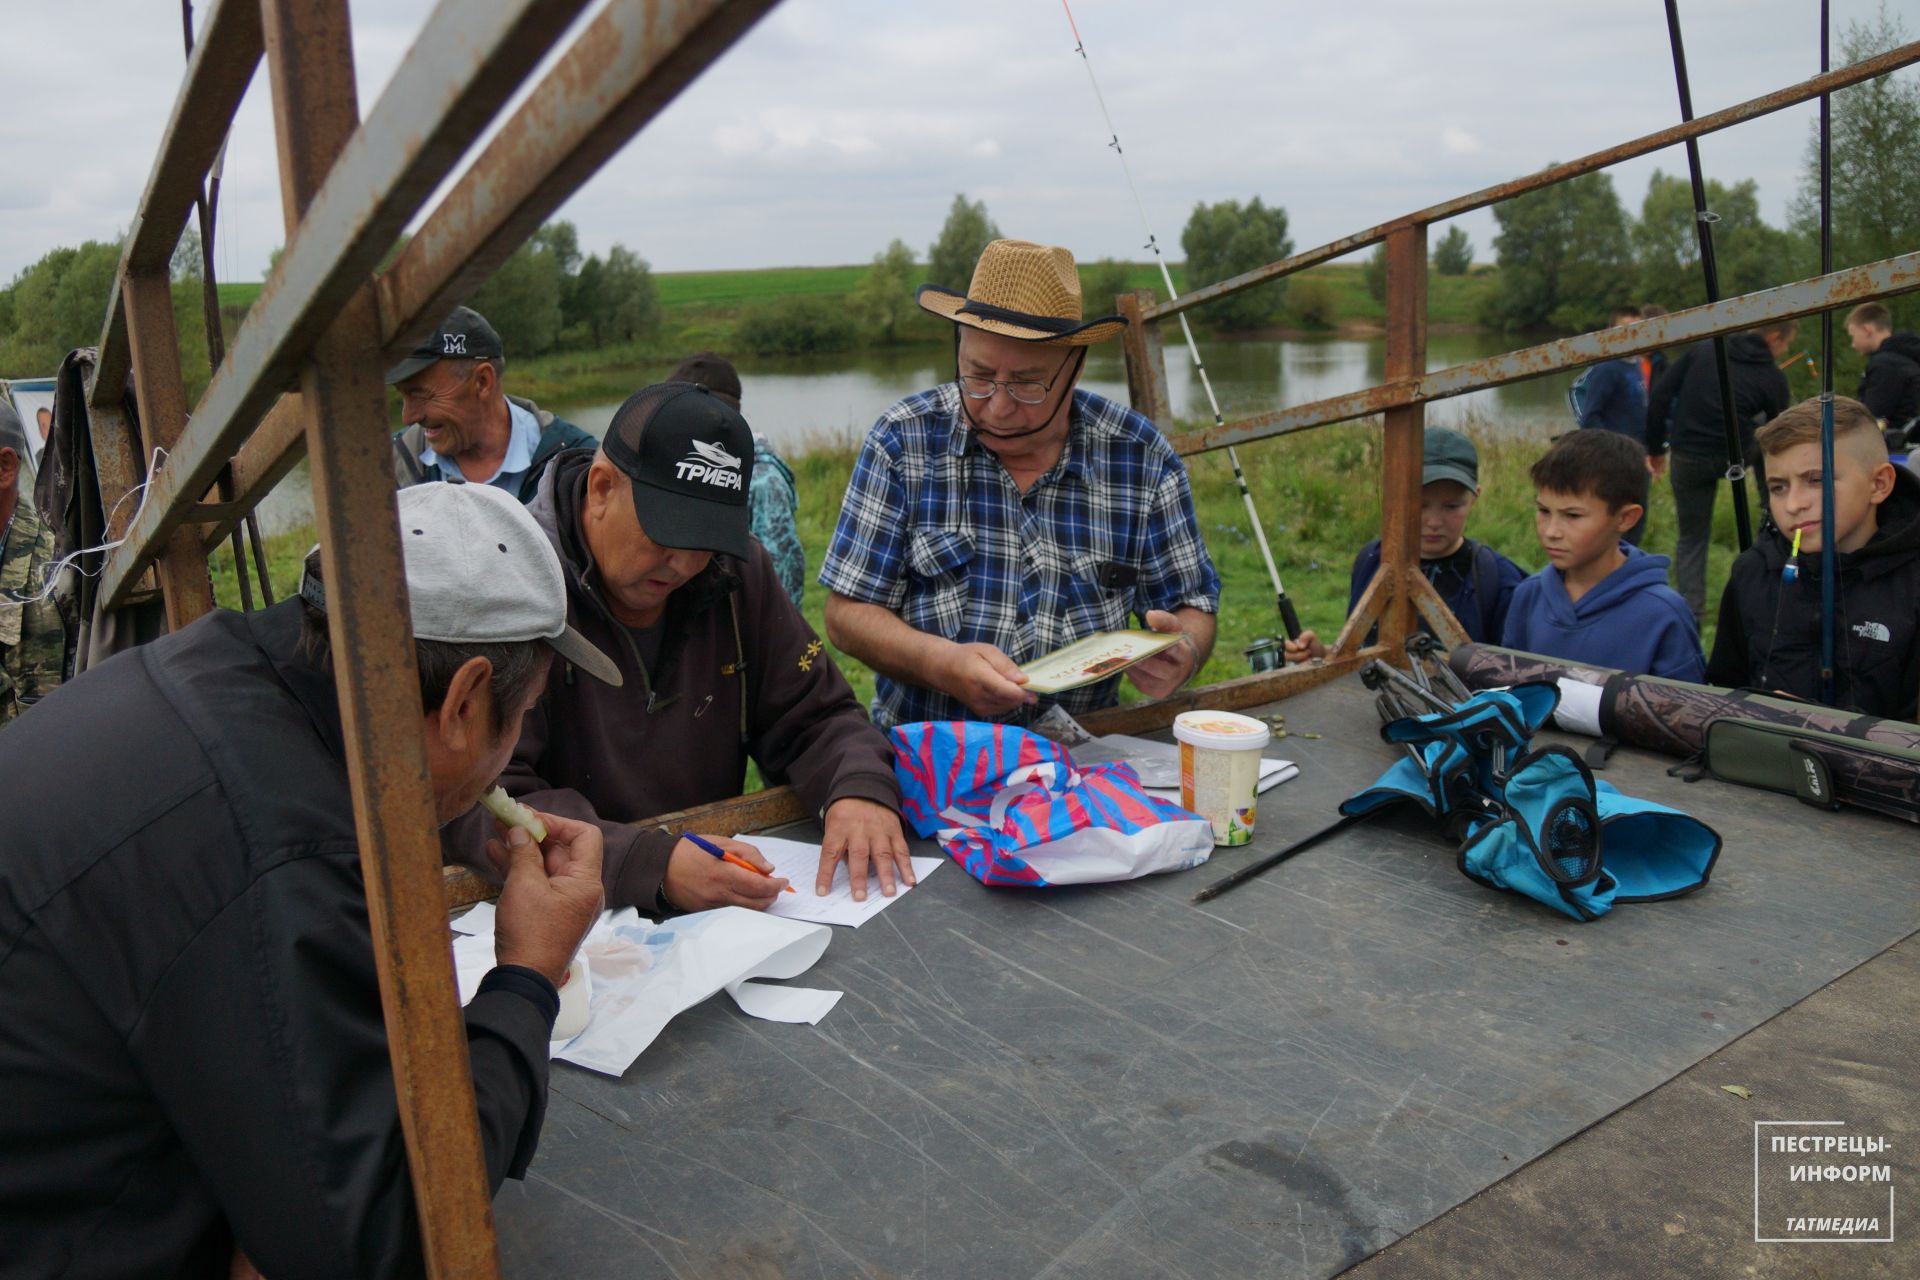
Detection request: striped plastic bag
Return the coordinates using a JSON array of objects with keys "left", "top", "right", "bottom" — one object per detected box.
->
[{"left": 890, "top": 721, "right": 1216, "bottom": 887}]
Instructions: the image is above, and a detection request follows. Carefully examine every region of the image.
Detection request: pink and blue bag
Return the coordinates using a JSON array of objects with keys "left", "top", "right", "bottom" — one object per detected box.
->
[{"left": 890, "top": 722, "right": 1216, "bottom": 887}]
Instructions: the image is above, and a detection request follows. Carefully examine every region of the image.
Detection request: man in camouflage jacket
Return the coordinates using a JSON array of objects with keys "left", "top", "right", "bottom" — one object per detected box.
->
[{"left": 1, "top": 406, "right": 63, "bottom": 726}]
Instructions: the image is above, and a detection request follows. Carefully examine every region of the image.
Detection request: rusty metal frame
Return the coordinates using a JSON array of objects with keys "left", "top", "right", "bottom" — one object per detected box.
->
[
  {"left": 82, "top": 0, "right": 779, "bottom": 1272},
  {"left": 1118, "top": 41, "right": 1920, "bottom": 666}
]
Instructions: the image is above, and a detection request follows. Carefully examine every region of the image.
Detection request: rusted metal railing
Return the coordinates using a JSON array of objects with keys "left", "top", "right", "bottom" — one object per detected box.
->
[
  {"left": 82, "top": 1, "right": 779, "bottom": 1271},
  {"left": 1118, "top": 39, "right": 1920, "bottom": 672}
]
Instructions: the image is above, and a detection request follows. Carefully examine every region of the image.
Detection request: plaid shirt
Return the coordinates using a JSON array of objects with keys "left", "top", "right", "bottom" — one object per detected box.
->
[{"left": 820, "top": 384, "right": 1220, "bottom": 728}]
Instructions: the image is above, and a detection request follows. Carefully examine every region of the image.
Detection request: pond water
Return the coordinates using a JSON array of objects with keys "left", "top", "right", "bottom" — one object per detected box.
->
[
  {"left": 255, "top": 331, "right": 1579, "bottom": 535},
  {"left": 557, "top": 331, "right": 1578, "bottom": 455}
]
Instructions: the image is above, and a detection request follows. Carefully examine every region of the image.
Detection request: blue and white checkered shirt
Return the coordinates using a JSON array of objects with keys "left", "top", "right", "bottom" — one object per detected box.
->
[{"left": 819, "top": 384, "right": 1220, "bottom": 728}]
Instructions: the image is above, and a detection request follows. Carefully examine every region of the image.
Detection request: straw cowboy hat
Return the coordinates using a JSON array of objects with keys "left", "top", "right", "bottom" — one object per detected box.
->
[{"left": 915, "top": 240, "right": 1128, "bottom": 346}]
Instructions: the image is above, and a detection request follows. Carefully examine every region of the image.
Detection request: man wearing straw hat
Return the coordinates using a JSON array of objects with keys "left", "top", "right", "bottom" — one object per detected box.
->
[{"left": 821, "top": 239, "right": 1220, "bottom": 728}]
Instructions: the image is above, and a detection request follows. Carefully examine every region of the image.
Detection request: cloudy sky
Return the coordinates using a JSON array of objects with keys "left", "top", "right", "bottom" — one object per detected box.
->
[{"left": 0, "top": 0, "right": 1902, "bottom": 287}]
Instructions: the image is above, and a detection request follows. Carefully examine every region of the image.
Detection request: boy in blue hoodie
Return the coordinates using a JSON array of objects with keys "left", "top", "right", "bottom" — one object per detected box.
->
[{"left": 1503, "top": 429, "right": 1706, "bottom": 681}]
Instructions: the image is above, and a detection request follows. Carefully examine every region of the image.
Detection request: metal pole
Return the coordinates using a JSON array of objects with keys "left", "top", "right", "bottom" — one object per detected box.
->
[
  {"left": 1663, "top": 0, "right": 1755, "bottom": 551},
  {"left": 1818, "top": 0, "right": 1838, "bottom": 705}
]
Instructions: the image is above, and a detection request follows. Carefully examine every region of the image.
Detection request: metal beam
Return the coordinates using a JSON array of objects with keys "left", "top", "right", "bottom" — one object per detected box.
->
[
  {"left": 259, "top": 0, "right": 499, "bottom": 1271},
  {"left": 1375, "top": 225, "right": 1426, "bottom": 658},
  {"left": 95, "top": 0, "right": 596, "bottom": 611},
  {"left": 90, "top": 0, "right": 263, "bottom": 408},
  {"left": 1146, "top": 39, "right": 1920, "bottom": 323},
  {"left": 1165, "top": 249, "right": 1920, "bottom": 457},
  {"left": 121, "top": 270, "right": 214, "bottom": 627}
]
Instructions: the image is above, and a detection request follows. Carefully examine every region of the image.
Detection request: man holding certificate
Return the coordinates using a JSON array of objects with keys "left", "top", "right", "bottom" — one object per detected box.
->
[{"left": 821, "top": 240, "right": 1221, "bottom": 728}]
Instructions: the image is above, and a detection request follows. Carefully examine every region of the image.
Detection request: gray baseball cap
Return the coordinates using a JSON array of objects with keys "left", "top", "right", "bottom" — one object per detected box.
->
[
  {"left": 303, "top": 483, "right": 621, "bottom": 686},
  {"left": 385, "top": 306, "right": 506, "bottom": 385},
  {"left": 1423, "top": 426, "right": 1480, "bottom": 493}
]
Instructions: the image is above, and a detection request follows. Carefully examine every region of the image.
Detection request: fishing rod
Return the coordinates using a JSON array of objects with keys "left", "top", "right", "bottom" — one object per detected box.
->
[
  {"left": 1662, "top": 0, "right": 1755, "bottom": 552},
  {"left": 1060, "top": 1, "right": 1304, "bottom": 651},
  {"left": 1818, "top": 0, "right": 1838, "bottom": 706}
]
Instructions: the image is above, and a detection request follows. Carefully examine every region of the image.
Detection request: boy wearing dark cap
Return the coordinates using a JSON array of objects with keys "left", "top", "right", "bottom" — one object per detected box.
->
[
  {"left": 1285, "top": 426, "right": 1527, "bottom": 661},
  {"left": 387, "top": 306, "right": 596, "bottom": 502},
  {"left": 445, "top": 381, "right": 913, "bottom": 910}
]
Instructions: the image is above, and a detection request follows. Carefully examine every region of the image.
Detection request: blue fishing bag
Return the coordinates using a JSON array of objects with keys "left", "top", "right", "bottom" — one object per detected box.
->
[{"left": 1342, "top": 685, "right": 1721, "bottom": 921}]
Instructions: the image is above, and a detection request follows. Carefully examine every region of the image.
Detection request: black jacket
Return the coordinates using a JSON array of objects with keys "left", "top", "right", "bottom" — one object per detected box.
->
[
  {"left": 1706, "top": 467, "right": 1920, "bottom": 720},
  {"left": 0, "top": 602, "right": 556, "bottom": 1278},
  {"left": 1858, "top": 332, "right": 1920, "bottom": 429},
  {"left": 442, "top": 448, "right": 900, "bottom": 912},
  {"left": 1646, "top": 334, "right": 1792, "bottom": 460}
]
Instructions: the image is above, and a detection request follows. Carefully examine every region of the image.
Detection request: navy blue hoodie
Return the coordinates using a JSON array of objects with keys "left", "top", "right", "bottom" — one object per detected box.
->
[{"left": 1502, "top": 543, "right": 1706, "bottom": 681}]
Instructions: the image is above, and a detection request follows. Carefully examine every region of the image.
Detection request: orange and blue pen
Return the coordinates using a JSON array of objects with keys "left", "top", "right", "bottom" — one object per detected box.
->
[{"left": 685, "top": 833, "right": 795, "bottom": 893}]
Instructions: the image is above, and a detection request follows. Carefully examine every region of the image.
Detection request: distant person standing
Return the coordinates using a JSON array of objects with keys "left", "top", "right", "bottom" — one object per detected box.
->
[
  {"left": 1646, "top": 321, "right": 1795, "bottom": 622},
  {"left": 1570, "top": 306, "right": 1652, "bottom": 544},
  {"left": 0, "top": 405, "right": 64, "bottom": 727},
  {"left": 34, "top": 407, "right": 51, "bottom": 445},
  {"left": 1844, "top": 303, "right": 1920, "bottom": 442},
  {"left": 670, "top": 352, "right": 807, "bottom": 605},
  {"left": 387, "top": 306, "right": 595, "bottom": 503}
]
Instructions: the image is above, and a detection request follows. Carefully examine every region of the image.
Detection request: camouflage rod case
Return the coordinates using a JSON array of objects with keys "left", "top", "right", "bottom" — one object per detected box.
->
[{"left": 1448, "top": 644, "right": 1920, "bottom": 824}]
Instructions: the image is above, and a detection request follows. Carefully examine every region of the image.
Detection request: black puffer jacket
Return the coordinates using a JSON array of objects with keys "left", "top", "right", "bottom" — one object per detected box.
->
[
  {"left": 1646, "top": 334, "right": 1792, "bottom": 460},
  {"left": 1858, "top": 331, "right": 1920, "bottom": 430},
  {"left": 1707, "top": 466, "right": 1920, "bottom": 720}
]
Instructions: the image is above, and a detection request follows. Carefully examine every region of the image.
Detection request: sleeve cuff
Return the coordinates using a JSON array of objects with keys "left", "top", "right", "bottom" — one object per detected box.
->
[{"left": 477, "top": 965, "right": 560, "bottom": 1032}]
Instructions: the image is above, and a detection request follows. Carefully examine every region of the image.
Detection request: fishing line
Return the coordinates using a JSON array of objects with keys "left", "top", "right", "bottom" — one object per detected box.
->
[
  {"left": 1817, "top": 0, "right": 1839, "bottom": 706},
  {"left": 3, "top": 448, "right": 169, "bottom": 606},
  {"left": 1060, "top": 0, "right": 1303, "bottom": 644}
]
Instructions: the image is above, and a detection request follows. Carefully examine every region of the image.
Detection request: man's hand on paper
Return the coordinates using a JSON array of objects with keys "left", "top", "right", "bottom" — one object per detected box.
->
[
  {"left": 487, "top": 809, "right": 605, "bottom": 986},
  {"left": 662, "top": 835, "right": 789, "bottom": 912},
  {"left": 1127, "top": 610, "right": 1201, "bottom": 698},
  {"left": 941, "top": 641, "right": 1037, "bottom": 717},
  {"left": 818, "top": 797, "right": 914, "bottom": 902}
]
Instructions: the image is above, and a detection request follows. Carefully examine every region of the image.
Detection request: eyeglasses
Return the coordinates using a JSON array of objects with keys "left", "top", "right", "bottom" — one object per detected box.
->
[{"left": 956, "top": 349, "right": 1079, "bottom": 405}]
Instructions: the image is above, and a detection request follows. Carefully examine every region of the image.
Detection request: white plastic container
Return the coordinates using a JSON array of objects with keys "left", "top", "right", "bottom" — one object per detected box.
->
[
  {"left": 1173, "top": 710, "right": 1273, "bottom": 846},
  {"left": 552, "top": 954, "right": 592, "bottom": 1041}
]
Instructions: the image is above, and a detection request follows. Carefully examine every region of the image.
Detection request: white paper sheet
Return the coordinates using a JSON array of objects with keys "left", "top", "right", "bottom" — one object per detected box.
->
[
  {"left": 453, "top": 905, "right": 840, "bottom": 1077},
  {"left": 1553, "top": 678, "right": 1605, "bottom": 736},
  {"left": 741, "top": 835, "right": 944, "bottom": 928},
  {"left": 449, "top": 900, "right": 496, "bottom": 936},
  {"left": 1073, "top": 734, "right": 1299, "bottom": 795}
]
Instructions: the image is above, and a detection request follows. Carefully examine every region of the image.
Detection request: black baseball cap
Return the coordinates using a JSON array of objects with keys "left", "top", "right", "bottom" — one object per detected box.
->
[
  {"left": 668, "top": 352, "right": 742, "bottom": 409},
  {"left": 385, "top": 306, "right": 506, "bottom": 384},
  {"left": 602, "top": 382, "right": 755, "bottom": 559}
]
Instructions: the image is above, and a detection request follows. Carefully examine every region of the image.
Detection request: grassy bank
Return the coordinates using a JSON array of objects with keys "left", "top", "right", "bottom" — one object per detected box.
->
[{"left": 213, "top": 416, "right": 1735, "bottom": 728}]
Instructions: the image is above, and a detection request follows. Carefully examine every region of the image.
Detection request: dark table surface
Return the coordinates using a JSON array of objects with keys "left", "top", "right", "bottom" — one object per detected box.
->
[{"left": 492, "top": 675, "right": 1920, "bottom": 1279}]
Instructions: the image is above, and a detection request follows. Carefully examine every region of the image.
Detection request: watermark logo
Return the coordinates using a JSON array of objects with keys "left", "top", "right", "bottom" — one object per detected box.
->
[{"left": 1754, "top": 1120, "right": 1895, "bottom": 1243}]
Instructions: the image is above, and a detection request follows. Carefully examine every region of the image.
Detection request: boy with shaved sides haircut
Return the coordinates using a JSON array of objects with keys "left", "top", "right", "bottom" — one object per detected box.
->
[
  {"left": 1707, "top": 396, "right": 1920, "bottom": 719},
  {"left": 1503, "top": 430, "right": 1705, "bottom": 681}
]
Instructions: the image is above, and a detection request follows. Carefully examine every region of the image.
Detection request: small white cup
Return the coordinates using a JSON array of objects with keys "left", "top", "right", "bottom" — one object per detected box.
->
[{"left": 1173, "top": 710, "right": 1273, "bottom": 846}]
